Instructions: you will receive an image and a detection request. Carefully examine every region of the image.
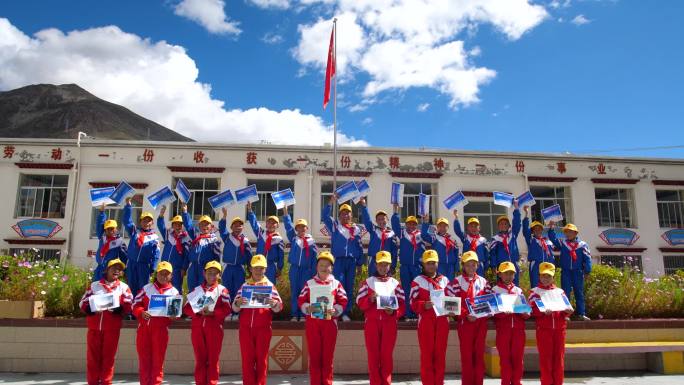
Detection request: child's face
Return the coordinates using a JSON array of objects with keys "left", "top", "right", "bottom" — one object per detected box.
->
[
  {"left": 376, "top": 214, "right": 388, "bottom": 228},
  {"left": 423, "top": 261, "right": 437, "bottom": 275},
  {"left": 105, "top": 227, "right": 117, "bottom": 237},
  {"left": 499, "top": 271, "right": 515, "bottom": 284},
  {"left": 540, "top": 273, "right": 554, "bottom": 286},
  {"left": 339, "top": 209, "right": 352, "bottom": 224},
  {"left": 463, "top": 260, "right": 478, "bottom": 276},
  {"left": 295, "top": 224, "right": 308, "bottom": 237},
  {"left": 140, "top": 217, "right": 153, "bottom": 230},
  {"left": 376, "top": 261, "right": 391, "bottom": 276},
  {"left": 250, "top": 266, "right": 265, "bottom": 280},
  {"left": 317, "top": 259, "right": 333, "bottom": 277},
  {"left": 156, "top": 270, "right": 172, "bottom": 285},
  {"left": 406, "top": 221, "right": 417, "bottom": 232},
  {"left": 466, "top": 223, "right": 480, "bottom": 235},
  {"left": 265, "top": 219, "right": 279, "bottom": 233},
  {"left": 199, "top": 220, "right": 212, "bottom": 234},
  {"left": 105, "top": 265, "right": 123, "bottom": 281},
  {"left": 564, "top": 230, "right": 578, "bottom": 241},
  {"left": 532, "top": 226, "right": 543, "bottom": 237},
  {"left": 498, "top": 220, "right": 510, "bottom": 232},
  {"left": 205, "top": 268, "right": 220, "bottom": 285},
  {"left": 172, "top": 222, "right": 183, "bottom": 232},
  {"left": 231, "top": 221, "right": 243, "bottom": 234},
  {"left": 436, "top": 223, "right": 448, "bottom": 234}
]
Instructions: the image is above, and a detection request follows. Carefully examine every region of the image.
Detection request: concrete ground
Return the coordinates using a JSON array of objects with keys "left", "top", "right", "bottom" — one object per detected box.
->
[{"left": 0, "top": 372, "right": 682, "bottom": 385}]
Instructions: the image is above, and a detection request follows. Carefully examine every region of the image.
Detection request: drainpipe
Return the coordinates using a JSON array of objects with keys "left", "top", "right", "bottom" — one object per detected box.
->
[
  {"left": 65, "top": 132, "right": 87, "bottom": 264},
  {"left": 307, "top": 166, "right": 314, "bottom": 227}
]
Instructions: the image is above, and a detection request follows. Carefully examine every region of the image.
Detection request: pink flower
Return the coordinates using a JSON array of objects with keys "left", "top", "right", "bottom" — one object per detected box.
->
[
  {"left": 61, "top": 275, "right": 69, "bottom": 282},
  {"left": 1, "top": 261, "right": 8, "bottom": 268},
  {"left": 37, "top": 271, "right": 45, "bottom": 277}
]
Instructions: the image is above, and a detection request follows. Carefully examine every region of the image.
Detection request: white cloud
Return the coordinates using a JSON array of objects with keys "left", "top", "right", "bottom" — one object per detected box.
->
[
  {"left": 417, "top": 103, "right": 430, "bottom": 112},
  {"left": 261, "top": 32, "right": 284, "bottom": 44},
  {"left": 174, "top": 0, "right": 241, "bottom": 35},
  {"left": 293, "top": 0, "right": 547, "bottom": 109},
  {"left": 249, "top": 0, "right": 291, "bottom": 9},
  {"left": 361, "top": 117, "right": 372, "bottom": 125},
  {"left": 571, "top": 14, "right": 591, "bottom": 25},
  {"left": 0, "top": 18, "right": 366, "bottom": 146},
  {"left": 549, "top": 0, "right": 571, "bottom": 9}
]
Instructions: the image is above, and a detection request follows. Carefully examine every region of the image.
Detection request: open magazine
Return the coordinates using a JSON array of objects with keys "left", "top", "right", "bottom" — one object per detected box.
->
[
  {"left": 309, "top": 283, "right": 333, "bottom": 320},
  {"left": 535, "top": 291, "right": 574, "bottom": 312},
  {"left": 430, "top": 290, "right": 461, "bottom": 316},
  {"left": 241, "top": 285, "right": 273, "bottom": 309},
  {"left": 374, "top": 280, "right": 399, "bottom": 310},
  {"left": 89, "top": 293, "right": 120, "bottom": 312},
  {"left": 148, "top": 294, "right": 183, "bottom": 317},
  {"left": 497, "top": 293, "right": 532, "bottom": 314},
  {"left": 187, "top": 288, "right": 219, "bottom": 314},
  {"left": 466, "top": 293, "right": 499, "bottom": 318}
]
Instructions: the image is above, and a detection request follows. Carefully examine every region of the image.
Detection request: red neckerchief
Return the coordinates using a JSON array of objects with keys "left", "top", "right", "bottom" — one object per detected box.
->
[
  {"left": 202, "top": 282, "right": 219, "bottom": 292},
  {"left": 537, "top": 283, "right": 556, "bottom": 290},
  {"left": 100, "top": 235, "right": 118, "bottom": 257},
  {"left": 497, "top": 281, "right": 515, "bottom": 295},
  {"left": 172, "top": 230, "right": 188, "bottom": 255},
  {"left": 468, "top": 234, "right": 480, "bottom": 251},
  {"left": 499, "top": 232, "right": 510, "bottom": 255},
  {"left": 99, "top": 278, "right": 120, "bottom": 293},
  {"left": 422, "top": 274, "right": 443, "bottom": 290},
  {"left": 535, "top": 235, "right": 549, "bottom": 255},
  {"left": 342, "top": 223, "right": 355, "bottom": 240},
  {"left": 565, "top": 240, "right": 579, "bottom": 262},
  {"left": 380, "top": 228, "right": 391, "bottom": 250},
  {"left": 462, "top": 273, "right": 478, "bottom": 301},
  {"left": 408, "top": 229, "right": 419, "bottom": 251},
  {"left": 264, "top": 232, "right": 275, "bottom": 255},
  {"left": 193, "top": 233, "right": 213, "bottom": 246},
  {"left": 300, "top": 234, "right": 310, "bottom": 257},
  {"left": 232, "top": 232, "right": 245, "bottom": 255},
  {"left": 440, "top": 233, "right": 455, "bottom": 255},
  {"left": 137, "top": 229, "right": 153, "bottom": 248},
  {"left": 154, "top": 281, "right": 173, "bottom": 294},
  {"left": 313, "top": 275, "right": 333, "bottom": 285}
]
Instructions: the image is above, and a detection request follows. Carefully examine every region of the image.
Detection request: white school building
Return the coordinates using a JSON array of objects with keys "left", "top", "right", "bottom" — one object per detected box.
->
[{"left": 1, "top": 137, "right": 683, "bottom": 277}]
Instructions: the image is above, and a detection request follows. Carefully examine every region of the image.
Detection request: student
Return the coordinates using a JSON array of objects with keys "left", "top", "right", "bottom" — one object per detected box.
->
[
  {"left": 489, "top": 201, "right": 522, "bottom": 285},
  {"left": 219, "top": 207, "right": 252, "bottom": 320},
  {"left": 491, "top": 262, "right": 530, "bottom": 385},
  {"left": 156, "top": 205, "right": 191, "bottom": 292},
  {"left": 321, "top": 195, "right": 363, "bottom": 321},
  {"left": 79, "top": 258, "right": 133, "bottom": 385},
  {"left": 247, "top": 202, "right": 285, "bottom": 284},
  {"left": 409, "top": 249, "right": 450, "bottom": 385},
  {"left": 448, "top": 251, "right": 491, "bottom": 385},
  {"left": 522, "top": 207, "right": 555, "bottom": 289},
  {"left": 93, "top": 204, "right": 128, "bottom": 282},
  {"left": 123, "top": 197, "right": 161, "bottom": 297},
  {"left": 232, "top": 255, "right": 283, "bottom": 385},
  {"left": 547, "top": 222, "right": 592, "bottom": 321},
  {"left": 297, "top": 251, "right": 349, "bottom": 385},
  {"left": 529, "top": 262, "right": 574, "bottom": 385},
  {"left": 132, "top": 261, "right": 180, "bottom": 385},
  {"left": 359, "top": 198, "right": 397, "bottom": 276},
  {"left": 184, "top": 261, "right": 232, "bottom": 385},
  {"left": 421, "top": 216, "right": 459, "bottom": 280},
  {"left": 182, "top": 204, "right": 222, "bottom": 292},
  {"left": 453, "top": 209, "right": 488, "bottom": 276},
  {"left": 357, "top": 250, "right": 405, "bottom": 385},
  {"left": 282, "top": 204, "right": 318, "bottom": 321},
  {"left": 391, "top": 205, "right": 425, "bottom": 321}
]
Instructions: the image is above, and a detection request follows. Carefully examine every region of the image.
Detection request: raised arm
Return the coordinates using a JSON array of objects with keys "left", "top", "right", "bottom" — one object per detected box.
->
[
  {"left": 321, "top": 195, "right": 336, "bottom": 235},
  {"left": 547, "top": 223, "right": 562, "bottom": 249},
  {"left": 282, "top": 212, "right": 296, "bottom": 243},
  {"left": 511, "top": 203, "right": 521, "bottom": 238},
  {"left": 453, "top": 209, "right": 466, "bottom": 244},
  {"left": 157, "top": 206, "right": 168, "bottom": 242},
  {"left": 246, "top": 203, "right": 261, "bottom": 238},
  {"left": 122, "top": 200, "right": 136, "bottom": 239},
  {"left": 181, "top": 205, "right": 195, "bottom": 240},
  {"left": 96, "top": 205, "right": 106, "bottom": 239}
]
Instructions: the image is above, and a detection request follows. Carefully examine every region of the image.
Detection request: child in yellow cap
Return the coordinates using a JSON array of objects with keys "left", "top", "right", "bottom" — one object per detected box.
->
[
  {"left": 282, "top": 204, "right": 318, "bottom": 321},
  {"left": 218, "top": 207, "right": 253, "bottom": 321},
  {"left": 421, "top": 215, "right": 459, "bottom": 280},
  {"left": 232, "top": 255, "right": 283, "bottom": 385},
  {"left": 489, "top": 199, "right": 522, "bottom": 285},
  {"left": 156, "top": 205, "right": 191, "bottom": 293},
  {"left": 453, "top": 209, "right": 489, "bottom": 276},
  {"left": 522, "top": 206, "right": 555, "bottom": 289},
  {"left": 246, "top": 202, "right": 284, "bottom": 284},
  {"left": 123, "top": 197, "right": 161, "bottom": 298},
  {"left": 93, "top": 203, "right": 128, "bottom": 282},
  {"left": 181, "top": 203, "right": 222, "bottom": 292}
]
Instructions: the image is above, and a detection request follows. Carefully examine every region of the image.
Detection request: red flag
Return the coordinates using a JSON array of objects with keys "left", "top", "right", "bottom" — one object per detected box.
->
[{"left": 323, "top": 24, "right": 335, "bottom": 109}]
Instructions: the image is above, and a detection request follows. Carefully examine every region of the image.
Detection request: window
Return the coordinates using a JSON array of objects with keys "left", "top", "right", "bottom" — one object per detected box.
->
[
  {"left": 9, "top": 248, "right": 61, "bottom": 261},
  {"left": 89, "top": 194, "right": 143, "bottom": 238},
  {"left": 656, "top": 190, "right": 684, "bottom": 228},
  {"left": 320, "top": 180, "right": 361, "bottom": 223},
  {"left": 663, "top": 255, "right": 684, "bottom": 275},
  {"left": 595, "top": 188, "right": 635, "bottom": 228},
  {"left": 248, "top": 179, "right": 295, "bottom": 222},
  {"left": 171, "top": 177, "right": 220, "bottom": 221},
  {"left": 530, "top": 186, "right": 572, "bottom": 225},
  {"left": 463, "top": 201, "right": 508, "bottom": 239},
  {"left": 401, "top": 182, "right": 438, "bottom": 222},
  {"left": 15, "top": 174, "right": 69, "bottom": 218},
  {"left": 599, "top": 255, "right": 642, "bottom": 271}
]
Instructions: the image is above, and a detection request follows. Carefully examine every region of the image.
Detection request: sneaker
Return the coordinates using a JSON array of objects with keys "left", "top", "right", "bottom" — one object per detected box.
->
[
  {"left": 290, "top": 317, "right": 298, "bottom": 322},
  {"left": 341, "top": 315, "right": 351, "bottom": 322},
  {"left": 299, "top": 317, "right": 305, "bottom": 322},
  {"left": 578, "top": 315, "right": 591, "bottom": 321}
]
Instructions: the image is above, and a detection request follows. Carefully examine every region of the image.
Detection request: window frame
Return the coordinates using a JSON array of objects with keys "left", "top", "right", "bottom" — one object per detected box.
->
[
  {"left": 320, "top": 179, "right": 361, "bottom": 224},
  {"left": 89, "top": 194, "right": 144, "bottom": 239},
  {"left": 595, "top": 187, "right": 636, "bottom": 228},
  {"left": 170, "top": 177, "right": 221, "bottom": 221},
  {"left": 655, "top": 189, "right": 684, "bottom": 228},
  {"left": 462, "top": 199, "right": 509, "bottom": 239},
  {"left": 246, "top": 178, "right": 295, "bottom": 222},
  {"left": 529, "top": 185, "right": 573, "bottom": 226},
  {"left": 15, "top": 174, "right": 69, "bottom": 219}
]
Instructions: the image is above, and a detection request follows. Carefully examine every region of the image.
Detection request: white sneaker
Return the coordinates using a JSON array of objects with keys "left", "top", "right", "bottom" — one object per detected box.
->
[
  {"left": 290, "top": 317, "right": 298, "bottom": 322},
  {"left": 341, "top": 315, "right": 351, "bottom": 322}
]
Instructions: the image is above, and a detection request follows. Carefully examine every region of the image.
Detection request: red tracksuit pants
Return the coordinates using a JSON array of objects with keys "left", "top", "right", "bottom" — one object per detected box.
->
[
  {"left": 364, "top": 318, "right": 398, "bottom": 385},
  {"left": 495, "top": 326, "right": 525, "bottom": 385},
  {"left": 86, "top": 328, "right": 121, "bottom": 385},
  {"left": 191, "top": 321, "right": 225, "bottom": 385},
  {"left": 536, "top": 328, "right": 566, "bottom": 385},
  {"left": 418, "top": 316, "right": 449, "bottom": 385},
  {"left": 306, "top": 318, "right": 338, "bottom": 385},
  {"left": 458, "top": 319, "right": 488, "bottom": 385},
  {"left": 239, "top": 325, "right": 273, "bottom": 385},
  {"left": 136, "top": 323, "right": 170, "bottom": 385}
]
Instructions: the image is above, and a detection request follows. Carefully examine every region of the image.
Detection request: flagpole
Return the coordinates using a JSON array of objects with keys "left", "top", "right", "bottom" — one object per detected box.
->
[{"left": 332, "top": 18, "right": 338, "bottom": 193}]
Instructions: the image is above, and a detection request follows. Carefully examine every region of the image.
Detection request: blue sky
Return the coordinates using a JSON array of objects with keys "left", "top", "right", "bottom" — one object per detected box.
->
[{"left": 1, "top": 1, "right": 683, "bottom": 157}]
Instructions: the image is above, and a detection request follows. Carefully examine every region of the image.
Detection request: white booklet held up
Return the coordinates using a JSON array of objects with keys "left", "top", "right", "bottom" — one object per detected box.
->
[
  {"left": 374, "top": 280, "right": 399, "bottom": 310},
  {"left": 187, "top": 288, "right": 219, "bottom": 314},
  {"left": 309, "top": 283, "right": 334, "bottom": 320},
  {"left": 148, "top": 294, "right": 183, "bottom": 317},
  {"left": 89, "top": 293, "right": 120, "bottom": 312}
]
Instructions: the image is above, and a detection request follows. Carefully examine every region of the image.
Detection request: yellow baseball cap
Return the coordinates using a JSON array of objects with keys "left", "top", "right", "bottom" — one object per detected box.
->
[
  {"left": 422, "top": 249, "right": 439, "bottom": 264},
  {"left": 539, "top": 262, "right": 556, "bottom": 276},
  {"left": 496, "top": 215, "right": 510, "bottom": 224},
  {"left": 267, "top": 215, "right": 280, "bottom": 224},
  {"left": 339, "top": 204, "right": 352, "bottom": 213},
  {"left": 467, "top": 217, "right": 480, "bottom": 225},
  {"left": 295, "top": 218, "right": 308, "bottom": 227},
  {"left": 230, "top": 217, "right": 244, "bottom": 226},
  {"left": 199, "top": 215, "right": 213, "bottom": 224},
  {"left": 375, "top": 210, "right": 388, "bottom": 217},
  {"left": 317, "top": 250, "right": 335, "bottom": 264},
  {"left": 171, "top": 215, "right": 183, "bottom": 224},
  {"left": 497, "top": 261, "right": 516, "bottom": 274},
  {"left": 140, "top": 212, "right": 154, "bottom": 221},
  {"left": 461, "top": 251, "right": 479, "bottom": 263},
  {"left": 107, "top": 258, "right": 126, "bottom": 270},
  {"left": 563, "top": 223, "right": 579, "bottom": 233},
  {"left": 530, "top": 221, "right": 543, "bottom": 229},
  {"left": 405, "top": 216, "right": 418, "bottom": 224},
  {"left": 156, "top": 261, "right": 173, "bottom": 273},
  {"left": 204, "top": 260, "right": 222, "bottom": 272},
  {"left": 250, "top": 254, "right": 267, "bottom": 268},
  {"left": 103, "top": 219, "right": 118, "bottom": 230},
  {"left": 436, "top": 217, "right": 449, "bottom": 226},
  {"left": 375, "top": 250, "right": 392, "bottom": 265}
]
